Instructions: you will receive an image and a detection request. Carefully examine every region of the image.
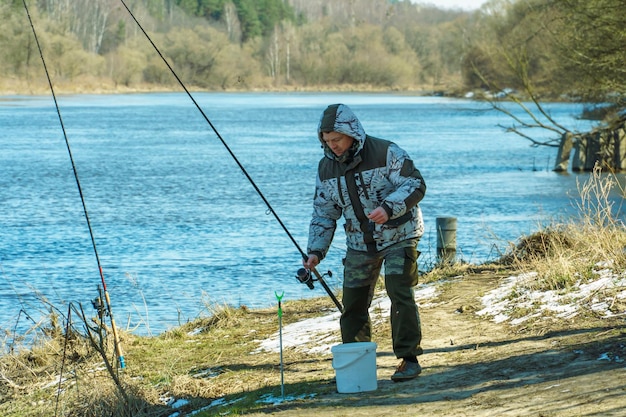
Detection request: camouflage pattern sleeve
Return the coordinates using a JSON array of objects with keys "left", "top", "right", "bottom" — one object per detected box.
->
[
  {"left": 381, "top": 143, "right": 426, "bottom": 220},
  {"left": 306, "top": 173, "right": 343, "bottom": 261}
]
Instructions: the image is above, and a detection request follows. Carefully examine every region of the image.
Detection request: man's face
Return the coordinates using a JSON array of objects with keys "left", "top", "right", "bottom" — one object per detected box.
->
[{"left": 322, "top": 132, "right": 354, "bottom": 157}]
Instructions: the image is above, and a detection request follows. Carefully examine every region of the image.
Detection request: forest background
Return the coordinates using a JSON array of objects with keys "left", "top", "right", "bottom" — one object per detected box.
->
[{"left": 0, "top": 0, "right": 624, "bottom": 117}]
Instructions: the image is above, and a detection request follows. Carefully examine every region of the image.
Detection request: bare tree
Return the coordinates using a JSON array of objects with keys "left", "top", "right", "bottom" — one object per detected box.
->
[
  {"left": 223, "top": 1, "right": 241, "bottom": 43},
  {"left": 267, "top": 24, "right": 280, "bottom": 80},
  {"left": 466, "top": 0, "right": 626, "bottom": 172}
]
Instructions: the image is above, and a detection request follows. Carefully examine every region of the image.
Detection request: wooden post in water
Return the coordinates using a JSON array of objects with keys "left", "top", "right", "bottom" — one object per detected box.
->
[
  {"left": 436, "top": 217, "right": 457, "bottom": 264},
  {"left": 554, "top": 132, "right": 573, "bottom": 172}
]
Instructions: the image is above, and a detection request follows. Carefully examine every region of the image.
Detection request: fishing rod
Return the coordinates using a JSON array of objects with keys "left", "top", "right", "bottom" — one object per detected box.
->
[
  {"left": 118, "top": 0, "right": 343, "bottom": 312},
  {"left": 22, "top": 0, "right": 126, "bottom": 369}
]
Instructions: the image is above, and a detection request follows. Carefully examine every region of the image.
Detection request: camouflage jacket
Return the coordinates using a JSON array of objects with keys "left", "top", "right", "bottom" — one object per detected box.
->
[{"left": 307, "top": 104, "right": 426, "bottom": 260}]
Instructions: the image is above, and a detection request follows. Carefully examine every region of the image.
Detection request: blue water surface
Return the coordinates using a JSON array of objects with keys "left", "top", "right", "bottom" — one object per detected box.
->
[{"left": 0, "top": 92, "right": 620, "bottom": 338}]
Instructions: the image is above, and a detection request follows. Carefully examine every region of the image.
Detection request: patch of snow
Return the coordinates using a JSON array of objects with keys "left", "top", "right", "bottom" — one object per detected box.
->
[
  {"left": 160, "top": 394, "right": 175, "bottom": 406},
  {"left": 256, "top": 393, "right": 316, "bottom": 406},
  {"left": 253, "top": 281, "right": 440, "bottom": 355},
  {"left": 252, "top": 309, "right": 341, "bottom": 355},
  {"left": 188, "top": 397, "right": 244, "bottom": 415},
  {"left": 41, "top": 375, "right": 69, "bottom": 389},
  {"left": 187, "top": 327, "right": 203, "bottom": 336},
  {"left": 191, "top": 367, "right": 220, "bottom": 379},
  {"left": 169, "top": 396, "right": 247, "bottom": 416},
  {"left": 477, "top": 269, "right": 626, "bottom": 324}
]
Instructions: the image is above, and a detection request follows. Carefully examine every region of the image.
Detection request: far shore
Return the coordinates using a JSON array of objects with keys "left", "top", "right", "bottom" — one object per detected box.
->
[{"left": 0, "top": 77, "right": 471, "bottom": 98}]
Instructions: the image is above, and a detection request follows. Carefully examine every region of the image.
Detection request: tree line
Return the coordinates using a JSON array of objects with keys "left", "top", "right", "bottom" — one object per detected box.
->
[
  {"left": 1, "top": 0, "right": 624, "bottom": 117},
  {"left": 2, "top": 0, "right": 466, "bottom": 90},
  {"left": 463, "top": 0, "right": 625, "bottom": 118}
]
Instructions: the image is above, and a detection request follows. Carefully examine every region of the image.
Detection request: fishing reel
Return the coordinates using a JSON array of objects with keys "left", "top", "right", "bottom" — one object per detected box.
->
[
  {"left": 91, "top": 286, "right": 108, "bottom": 320},
  {"left": 295, "top": 268, "right": 332, "bottom": 290}
]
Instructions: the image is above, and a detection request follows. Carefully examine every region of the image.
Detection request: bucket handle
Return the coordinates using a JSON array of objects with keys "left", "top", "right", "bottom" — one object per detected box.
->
[{"left": 332, "top": 348, "right": 374, "bottom": 370}]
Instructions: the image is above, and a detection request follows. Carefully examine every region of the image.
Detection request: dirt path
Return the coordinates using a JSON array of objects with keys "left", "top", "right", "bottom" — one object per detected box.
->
[{"left": 245, "top": 273, "right": 625, "bottom": 416}]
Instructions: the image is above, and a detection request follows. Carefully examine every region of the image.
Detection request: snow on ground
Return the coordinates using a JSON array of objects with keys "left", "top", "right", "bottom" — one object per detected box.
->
[
  {"left": 167, "top": 269, "right": 626, "bottom": 416},
  {"left": 477, "top": 267, "right": 626, "bottom": 325},
  {"left": 254, "top": 267, "right": 626, "bottom": 356},
  {"left": 253, "top": 283, "right": 440, "bottom": 355}
]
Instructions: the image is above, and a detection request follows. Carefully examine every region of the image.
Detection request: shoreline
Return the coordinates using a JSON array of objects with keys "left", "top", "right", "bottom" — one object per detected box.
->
[
  {"left": 0, "top": 82, "right": 587, "bottom": 104},
  {"left": 0, "top": 78, "right": 446, "bottom": 97}
]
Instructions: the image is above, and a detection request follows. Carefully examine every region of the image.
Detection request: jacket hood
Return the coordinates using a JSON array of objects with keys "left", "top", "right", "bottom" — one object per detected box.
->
[{"left": 317, "top": 104, "right": 366, "bottom": 162}]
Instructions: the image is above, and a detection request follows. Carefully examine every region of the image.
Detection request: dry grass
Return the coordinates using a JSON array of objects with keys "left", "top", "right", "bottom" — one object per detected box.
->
[
  {"left": 0, "top": 294, "right": 339, "bottom": 417},
  {"left": 420, "top": 261, "right": 510, "bottom": 284},
  {"left": 499, "top": 165, "right": 626, "bottom": 291}
]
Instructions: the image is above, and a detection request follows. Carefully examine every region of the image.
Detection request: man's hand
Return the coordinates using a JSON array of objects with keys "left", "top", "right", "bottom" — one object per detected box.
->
[
  {"left": 367, "top": 206, "right": 389, "bottom": 224},
  {"left": 303, "top": 254, "right": 319, "bottom": 270}
]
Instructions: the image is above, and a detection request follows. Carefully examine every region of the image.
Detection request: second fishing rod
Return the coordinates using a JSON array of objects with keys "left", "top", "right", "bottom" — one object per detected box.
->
[
  {"left": 118, "top": 0, "right": 343, "bottom": 313},
  {"left": 22, "top": 0, "right": 125, "bottom": 369}
]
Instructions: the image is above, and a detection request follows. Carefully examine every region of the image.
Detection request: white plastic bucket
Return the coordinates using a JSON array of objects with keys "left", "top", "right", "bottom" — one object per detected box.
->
[{"left": 331, "top": 342, "right": 377, "bottom": 393}]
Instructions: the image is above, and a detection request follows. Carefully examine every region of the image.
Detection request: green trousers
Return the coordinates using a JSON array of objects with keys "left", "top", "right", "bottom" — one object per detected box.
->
[{"left": 340, "top": 239, "right": 423, "bottom": 359}]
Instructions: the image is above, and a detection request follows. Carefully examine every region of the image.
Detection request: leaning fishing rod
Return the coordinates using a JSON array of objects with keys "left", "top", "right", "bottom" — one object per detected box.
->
[
  {"left": 119, "top": 0, "right": 342, "bottom": 312},
  {"left": 22, "top": 0, "right": 126, "bottom": 369}
]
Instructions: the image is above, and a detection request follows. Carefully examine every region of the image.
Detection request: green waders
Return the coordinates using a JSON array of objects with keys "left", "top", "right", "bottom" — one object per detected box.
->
[{"left": 340, "top": 239, "right": 423, "bottom": 359}]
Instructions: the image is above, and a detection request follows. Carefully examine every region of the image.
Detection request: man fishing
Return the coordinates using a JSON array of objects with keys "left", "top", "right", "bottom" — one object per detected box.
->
[{"left": 302, "top": 103, "right": 427, "bottom": 382}]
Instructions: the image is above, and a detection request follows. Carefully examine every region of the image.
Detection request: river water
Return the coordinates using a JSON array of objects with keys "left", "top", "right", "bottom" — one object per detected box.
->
[{"left": 0, "top": 92, "right": 618, "bottom": 338}]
